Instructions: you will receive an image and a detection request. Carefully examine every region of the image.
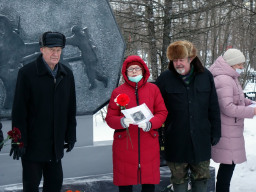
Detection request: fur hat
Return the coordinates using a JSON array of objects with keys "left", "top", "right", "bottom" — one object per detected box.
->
[
  {"left": 166, "top": 40, "right": 197, "bottom": 61},
  {"left": 223, "top": 48, "right": 245, "bottom": 66},
  {"left": 39, "top": 31, "right": 66, "bottom": 48}
]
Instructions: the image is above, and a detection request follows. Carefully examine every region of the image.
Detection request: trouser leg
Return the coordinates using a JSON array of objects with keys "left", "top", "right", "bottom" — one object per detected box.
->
[
  {"left": 190, "top": 160, "right": 210, "bottom": 192},
  {"left": 21, "top": 159, "right": 43, "bottom": 192},
  {"left": 141, "top": 184, "right": 155, "bottom": 192},
  {"left": 216, "top": 163, "right": 236, "bottom": 192},
  {"left": 42, "top": 160, "right": 63, "bottom": 192},
  {"left": 167, "top": 161, "right": 189, "bottom": 192},
  {"left": 119, "top": 185, "right": 133, "bottom": 192}
]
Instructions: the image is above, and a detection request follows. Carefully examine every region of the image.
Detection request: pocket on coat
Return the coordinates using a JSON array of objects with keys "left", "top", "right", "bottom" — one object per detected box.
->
[
  {"left": 196, "top": 87, "right": 211, "bottom": 105},
  {"left": 165, "top": 87, "right": 186, "bottom": 108},
  {"left": 113, "top": 129, "right": 131, "bottom": 152},
  {"left": 114, "top": 129, "right": 127, "bottom": 140},
  {"left": 149, "top": 129, "right": 159, "bottom": 138}
]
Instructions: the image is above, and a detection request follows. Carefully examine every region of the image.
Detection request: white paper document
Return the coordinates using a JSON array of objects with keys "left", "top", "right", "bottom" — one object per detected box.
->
[{"left": 121, "top": 103, "right": 154, "bottom": 125}]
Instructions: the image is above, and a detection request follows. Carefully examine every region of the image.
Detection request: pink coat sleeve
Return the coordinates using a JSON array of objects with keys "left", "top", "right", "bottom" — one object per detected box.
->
[{"left": 214, "top": 76, "right": 254, "bottom": 119}]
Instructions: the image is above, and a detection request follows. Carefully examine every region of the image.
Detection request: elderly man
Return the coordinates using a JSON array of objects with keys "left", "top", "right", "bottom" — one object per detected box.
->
[
  {"left": 11, "top": 31, "right": 77, "bottom": 192},
  {"left": 156, "top": 40, "right": 221, "bottom": 192}
]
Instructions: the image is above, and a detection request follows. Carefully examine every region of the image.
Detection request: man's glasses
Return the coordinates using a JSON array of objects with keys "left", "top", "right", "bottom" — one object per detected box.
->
[{"left": 127, "top": 67, "right": 142, "bottom": 72}]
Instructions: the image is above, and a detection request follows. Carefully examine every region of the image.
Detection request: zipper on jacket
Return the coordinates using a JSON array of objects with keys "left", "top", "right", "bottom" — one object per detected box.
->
[{"left": 135, "top": 83, "right": 141, "bottom": 184}]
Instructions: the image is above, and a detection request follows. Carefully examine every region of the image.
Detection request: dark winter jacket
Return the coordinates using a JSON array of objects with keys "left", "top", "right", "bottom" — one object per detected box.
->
[
  {"left": 156, "top": 57, "right": 221, "bottom": 164},
  {"left": 0, "top": 122, "right": 3, "bottom": 151},
  {"left": 106, "top": 55, "right": 168, "bottom": 186},
  {"left": 12, "top": 54, "right": 77, "bottom": 162}
]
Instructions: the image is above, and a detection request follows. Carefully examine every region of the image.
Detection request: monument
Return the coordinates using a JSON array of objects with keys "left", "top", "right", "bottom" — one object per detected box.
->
[{"left": 0, "top": 0, "right": 125, "bottom": 186}]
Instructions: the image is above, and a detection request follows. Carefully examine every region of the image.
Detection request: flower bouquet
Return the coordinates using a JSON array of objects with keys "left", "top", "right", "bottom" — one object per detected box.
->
[{"left": 0, "top": 127, "right": 24, "bottom": 148}]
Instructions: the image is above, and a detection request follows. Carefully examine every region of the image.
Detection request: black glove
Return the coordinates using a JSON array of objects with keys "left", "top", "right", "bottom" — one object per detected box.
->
[
  {"left": 211, "top": 137, "right": 220, "bottom": 146},
  {"left": 9, "top": 143, "right": 26, "bottom": 160},
  {"left": 64, "top": 142, "right": 75, "bottom": 152}
]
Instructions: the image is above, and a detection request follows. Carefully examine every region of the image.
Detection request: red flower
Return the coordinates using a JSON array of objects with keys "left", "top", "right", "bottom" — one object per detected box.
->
[
  {"left": 114, "top": 93, "right": 133, "bottom": 149},
  {"left": 0, "top": 127, "right": 23, "bottom": 149},
  {"left": 7, "top": 127, "right": 21, "bottom": 143},
  {"left": 115, "top": 94, "right": 130, "bottom": 109}
]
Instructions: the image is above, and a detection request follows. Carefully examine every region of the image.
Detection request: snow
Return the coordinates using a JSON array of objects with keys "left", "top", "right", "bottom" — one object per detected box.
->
[
  {"left": 211, "top": 118, "right": 256, "bottom": 192},
  {"left": 93, "top": 108, "right": 256, "bottom": 192}
]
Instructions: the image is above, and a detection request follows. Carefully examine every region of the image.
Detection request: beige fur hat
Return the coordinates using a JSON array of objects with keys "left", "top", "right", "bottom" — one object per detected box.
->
[{"left": 166, "top": 40, "right": 197, "bottom": 61}]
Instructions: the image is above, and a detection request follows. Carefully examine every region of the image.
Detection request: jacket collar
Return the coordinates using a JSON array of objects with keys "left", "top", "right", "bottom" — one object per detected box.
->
[{"left": 36, "top": 54, "right": 67, "bottom": 77}]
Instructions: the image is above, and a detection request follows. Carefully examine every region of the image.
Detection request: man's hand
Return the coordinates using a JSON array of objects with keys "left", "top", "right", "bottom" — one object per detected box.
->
[
  {"left": 211, "top": 137, "right": 220, "bottom": 146},
  {"left": 64, "top": 142, "right": 75, "bottom": 152},
  {"left": 9, "top": 143, "right": 26, "bottom": 160}
]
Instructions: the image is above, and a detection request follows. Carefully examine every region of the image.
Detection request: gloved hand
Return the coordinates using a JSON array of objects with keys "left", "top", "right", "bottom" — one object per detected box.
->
[
  {"left": 121, "top": 118, "right": 133, "bottom": 128},
  {"left": 9, "top": 143, "right": 26, "bottom": 160},
  {"left": 211, "top": 137, "right": 220, "bottom": 146},
  {"left": 64, "top": 142, "right": 75, "bottom": 152},
  {"left": 138, "top": 122, "right": 151, "bottom": 132}
]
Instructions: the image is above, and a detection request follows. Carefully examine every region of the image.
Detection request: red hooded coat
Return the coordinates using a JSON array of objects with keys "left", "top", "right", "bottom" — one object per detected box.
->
[{"left": 106, "top": 55, "right": 168, "bottom": 186}]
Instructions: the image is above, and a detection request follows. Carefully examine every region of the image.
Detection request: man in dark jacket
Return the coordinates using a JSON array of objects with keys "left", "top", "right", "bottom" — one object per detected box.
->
[
  {"left": 10, "top": 31, "right": 77, "bottom": 192},
  {"left": 156, "top": 40, "right": 221, "bottom": 192}
]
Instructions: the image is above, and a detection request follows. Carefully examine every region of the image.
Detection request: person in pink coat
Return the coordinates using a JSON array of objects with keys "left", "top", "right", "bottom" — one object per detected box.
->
[
  {"left": 209, "top": 48, "right": 256, "bottom": 192},
  {"left": 106, "top": 55, "right": 168, "bottom": 192}
]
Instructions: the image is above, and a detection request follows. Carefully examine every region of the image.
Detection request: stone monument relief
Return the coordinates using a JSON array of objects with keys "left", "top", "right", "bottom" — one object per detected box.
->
[{"left": 0, "top": 0, "right": 125, "bottom": 118}]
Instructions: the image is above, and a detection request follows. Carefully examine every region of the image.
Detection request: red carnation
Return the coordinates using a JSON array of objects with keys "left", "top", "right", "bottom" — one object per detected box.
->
[{"left": 115, "top": 94, "right": 130, "bottom": 110}]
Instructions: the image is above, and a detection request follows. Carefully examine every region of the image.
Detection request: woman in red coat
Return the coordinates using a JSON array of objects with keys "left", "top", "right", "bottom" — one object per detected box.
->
[{"left": 106, "top": 55, "right": 168, "bottom": 192}]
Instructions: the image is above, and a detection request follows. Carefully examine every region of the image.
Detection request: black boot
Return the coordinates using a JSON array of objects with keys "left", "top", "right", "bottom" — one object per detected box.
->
[
  {"left": 173, "top": 181, "right": 188, "bottom": 192},
  {"left": 141, "top": 184, "right": 155, "bottom": 192},
  {"left": 119, "top": 185, "right": 133, "bottom": 192},
  {"left": 192, "top": 179, "right": 208, "bottom": 192}
]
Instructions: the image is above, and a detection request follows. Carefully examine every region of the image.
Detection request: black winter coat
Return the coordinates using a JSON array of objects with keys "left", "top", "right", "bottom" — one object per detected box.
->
[
  {"left": 0, "top": 122, "right": 3, "bottom": 149},
  {"left": 156, "top": 57, "right": 221, "bottom": 163},
  {"left": 12, "top": 55, "right": 76, "bottom": 162}
]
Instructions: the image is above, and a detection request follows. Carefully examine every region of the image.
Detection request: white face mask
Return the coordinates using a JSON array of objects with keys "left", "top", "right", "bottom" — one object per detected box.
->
[
  {"left": 236, "top": 68, "right": 243, "bottom": 74},
  {"left": 128, "top": 74, "right": 143, "bottom": 83}
]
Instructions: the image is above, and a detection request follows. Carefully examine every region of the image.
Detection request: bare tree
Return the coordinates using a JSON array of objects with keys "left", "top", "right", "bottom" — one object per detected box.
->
[{"left": 109, "top": 0, "right": 256, "bottom": 85}]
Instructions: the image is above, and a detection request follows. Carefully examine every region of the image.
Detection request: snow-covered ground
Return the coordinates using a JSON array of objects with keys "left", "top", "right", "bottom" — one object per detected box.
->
[{"left": 94, "top": 108, "right": 256, "bottom": 192}]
